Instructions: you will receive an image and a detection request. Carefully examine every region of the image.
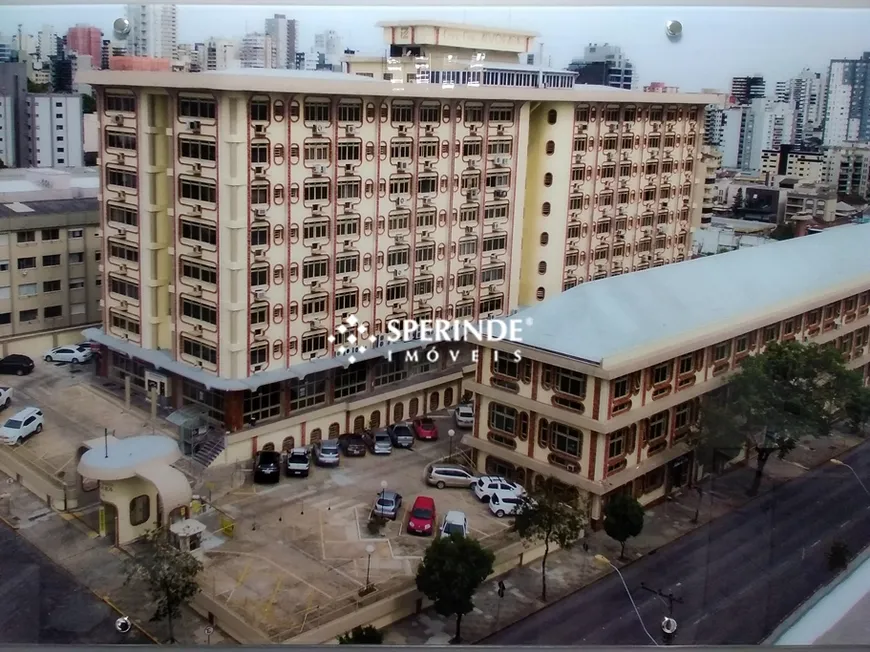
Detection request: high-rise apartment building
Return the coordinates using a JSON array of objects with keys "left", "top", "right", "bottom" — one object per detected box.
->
[
  {"left": 264, "top": 14, "right": 298, "bottom": 70},
  {"left": 314, "top": 30, "right": 343, "bottom": 70},
  {"left": 823, "top": 53, "right": 870, "bottom": 147},
  {"left": 567, "top": 43, "right": 634, "bottom": 90},
  {"left": 23, "top": 93, "right": 84, "bottom": 168},
  {"left": 730, "top": 75, "right": 766, "bottom": 105},
  {"left": 775, "top": 69, "right": 826, "bottom": 148},
  {"left": 825, "top": 143, "right": 870, "bottom": 200},
  {"left": 760, "top": 144, "right": 824, "bottom": 183},
  {"left": 240, "top": 33, "right": 274, "bottom": 69},
  {"left": 125, "top": 4, "right": 178, "bottom": 60},
  {"left": 721, "top": 99, "right": 796, "bottom": 172},
  {"left": 0, "top": 62, "right": 27, "bottom": 167},
  {"left": 37, "top": 25, "right": 57, "bottom": 60},
  {"left": 66, "top": 25, "right": 102, "bottom": 60},
  {"left": 77, "top": 24, "right": 715, "bottom": 455},
  {"left": 205, "top": 38, "right": 240, "bottom": 71}
]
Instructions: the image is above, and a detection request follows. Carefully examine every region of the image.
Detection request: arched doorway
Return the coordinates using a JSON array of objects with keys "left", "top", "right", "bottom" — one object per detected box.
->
[
  {"left": 429, "top": 392, "right": 440, "bottom": 412},
  {"left": 393, "top": 402, "right": 404, "bottom": 422},
  {"left": 409, "top": 397, "right": 419, "bottom": 418},
  {"left": 353, "top": 415, "right": 365, "bottom": 432}
]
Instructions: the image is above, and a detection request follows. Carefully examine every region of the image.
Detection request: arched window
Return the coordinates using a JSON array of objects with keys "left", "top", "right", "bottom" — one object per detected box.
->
[
  {"left": 546, "top": 141, "right": 555, "bottom": 155},
  {"left": 547, "top": 109, "right": 557, "bottom": 125},
  {"left": 544, "top": 173, "right": 553, "bottom": 187},
  {"left": 309, "top": 428, "right": 322, "bottom": 445}
]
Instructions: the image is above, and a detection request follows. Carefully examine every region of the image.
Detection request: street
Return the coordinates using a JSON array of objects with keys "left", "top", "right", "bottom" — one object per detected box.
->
[
  {"left": 0, "top": 521, "right": 151, "bottom": 644},
  {"left": 484, "top": 441, "right": 870, "bottom": 645}
]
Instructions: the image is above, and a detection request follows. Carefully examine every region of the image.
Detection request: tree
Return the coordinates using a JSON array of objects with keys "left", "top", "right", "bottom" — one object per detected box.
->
[
  {"left": 124, "top": 529, "right": 203, "bottom": 643},
  {"left": 81, "top": 93, "right": 96, "bottom": 114},
  {"left": 338, "top": 625, "right": 383, "bottom": 644},
  {"left": 415, "top": 533, "right": 494, "bottom": 643},
  {"left": 27, "top": 79, "right": 50, "bottom": 93},
  {"left": 711, "top": 341, "right": 861, "bottom": 496},
  {"left": 844, "top": 385, "right": 870, "bottom": 434},
  {"left": 827, "top": 540, "right": 851, "bottom": 572},
  {"left": 603, "top": 493, "right": 645, "bottom": 560},
  {"left": 731, "top": 188, "right": 744, "bottom": 215},
  {"left": 511, "top": 479, "right": 586, "bottom": 602}
]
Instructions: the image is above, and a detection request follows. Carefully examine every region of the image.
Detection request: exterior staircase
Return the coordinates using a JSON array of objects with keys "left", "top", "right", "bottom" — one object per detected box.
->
[{"left": 193, "top": 435, "right": 225, "bottom": 468}]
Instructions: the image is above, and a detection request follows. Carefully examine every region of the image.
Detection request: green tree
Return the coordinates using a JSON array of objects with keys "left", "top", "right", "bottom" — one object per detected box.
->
[
  {"left": 827, "top": 540, "right": 851, "bottom": 572},
  {"left": 712, "top": 341, "right": 861, "bottom": 495},
  {"left": 81, "top": 93, "right": 96, "bottom": 114},
  {"left": 27, "top": 79, "right": 50, "bottom": 93},
  {"left": 770, "top": 222, "right": 796, "bottom": 241},
  {"left": 731, "top": 187, "right": 744, "bottom": 215},
  {"left": 603, "top": 493, "right": 645, "bottom": 560},
  {"left": 124, "top": 529, "right": 203, "bottom": 643},
  {"left": 845, "top": 385, "right": 870, "bottom": 434},
  {"left": 511, "top": 479, "right": 586, "bottom": 602},
  {"left": 338, "top": 625, "right": 383, "bottom": 644},
  {"left": 415, "top": 533, "right": 494, "bottom": 643}
]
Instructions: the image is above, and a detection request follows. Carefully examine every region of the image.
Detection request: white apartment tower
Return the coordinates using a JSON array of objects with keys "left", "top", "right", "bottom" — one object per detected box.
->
[
  {"left": 314, "top": 30, "right": 343, "bottom": 70},
  {"left": 205, "top": 38, "right": 240, "bottom": 71},
  {"left": 0, "top": 96, "right": 16, "bottom": 167},
  {"left": 240, "top": 33, "right": 274, "bottom": 69},
  {"left": 264, "top": 14, "right": 298, "bottom": 69},
  {"left": 23, "top": 94, "right": 84, "bottom": 168},
  {"left": 721, "top": 99, "right": 796, "bottom": 172},
  {"left": 125, "top": 4, "right": 178, "bottom": 60},
  {"left": 823, "top": 53, "right": 870, "bottom": 147},
  {"left": 776, "top": 69, "right": 825, "bottom": 147}
]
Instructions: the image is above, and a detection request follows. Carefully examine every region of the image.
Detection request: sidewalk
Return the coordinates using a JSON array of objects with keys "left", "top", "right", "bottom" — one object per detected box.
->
[
  {"left": 382, "top": 430, "right": 866, "bottom": 645},
  {"left": 0, "top": 471, "right": 231, "bottom": 646}
]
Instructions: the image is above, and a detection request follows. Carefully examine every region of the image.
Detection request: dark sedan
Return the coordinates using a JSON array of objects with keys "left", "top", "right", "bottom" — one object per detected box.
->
[
  {"left": 339, "top": 433, "right": 367, "bottom": 457},
  {"left": 253, "top": 450, "right": 282, "bottom": 484},
  {"left": 0, "top": 355, "right": 34, "bottom": 376}
]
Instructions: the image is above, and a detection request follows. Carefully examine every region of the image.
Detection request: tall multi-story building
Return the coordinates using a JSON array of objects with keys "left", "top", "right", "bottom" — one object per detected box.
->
[
  {"left": 265, "top": 14, "right": 298, "bottom": 70},
  {"left": 823, "top": 53, "right": 870, "bottom": 147},
  {"left": 464, "top": 225, "right": 870, "bottom": 524},
  {"left": 125, "top": 4, "right": 178, "bottom": 61},
  {"left": 313, "top": 30, "right": 343, "bottom": 70},
  {"left": 0, "top": 62, "right": 27, "bottom": 167},
  {"left": 721, "top": 99, "right": 796, "bottom": 172},
  {"left": 37, "top": 24, "right": 57, "bottom": 60},
  {"left": 760, "top": 144, "right": 824, "bottom": 183},
  {"left": 204, "top": 38, "right": 240, "bottom": 71},
  {"left": 775, "top": 69, "right": 825, "bottom": 148},
  {"left": 567, "top": 43, "right": 634, "bottom": 90},
  {"left": 730, "top": 75, "right": 766, "bottom": 105},
  {"left": 77, "top": 26, "right": 715, "bottom": 458},
  {"left": 66, "top": 25, "right": 102, "bottom": 60},
  {"left": 825, "top": 143, "right": 870, "bottom": 200},
  {"left": 240, "top": 33, "right": 274, "bottom": 69},
  {"left": 0, "top": 167, "right": 102, "bottom": 340},
  {"left": 700, "top": 146, "right": 721, "bottom": 224},
  {"left": 23, "top": 93, "right": 84, "bottom": 168}
]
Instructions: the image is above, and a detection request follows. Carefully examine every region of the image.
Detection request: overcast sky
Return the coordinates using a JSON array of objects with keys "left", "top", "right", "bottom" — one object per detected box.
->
[{"left": 2, "top": 5, "right": 869, "bottom": 91}]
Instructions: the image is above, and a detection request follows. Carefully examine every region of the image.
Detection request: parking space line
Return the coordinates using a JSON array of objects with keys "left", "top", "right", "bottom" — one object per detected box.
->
[{"left": 207, "top": 550, "right": 333, "bottom": 598}]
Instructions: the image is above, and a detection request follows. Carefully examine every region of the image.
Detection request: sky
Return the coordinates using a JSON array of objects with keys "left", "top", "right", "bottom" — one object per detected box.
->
[{"left": 2, "top": 5, "right": 869, "bottom": 91}]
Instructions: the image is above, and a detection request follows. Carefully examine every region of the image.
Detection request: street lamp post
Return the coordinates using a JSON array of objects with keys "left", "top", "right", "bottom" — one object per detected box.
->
[
  {"left": 365, "top": 544, "right": 375, "bottom": 589},
  {"left": 593, "top": 555, "right": 660, "bottom": 646},
  {"left": 380, "top": 480, "right": 388, "bottom": 506},
  {"left": 448, "top": 429, "right": 455, "bottom": 459},
  {"left": 830, "top": 459, "right": 870, "bottom": 499}
]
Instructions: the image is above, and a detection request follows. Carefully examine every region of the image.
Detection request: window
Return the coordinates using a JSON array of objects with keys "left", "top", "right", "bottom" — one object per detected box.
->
[
  {"left": 302, "top": 294, "right": 328, "bottom": 318},
  {"left": 181, "top": 260, "right": 217, "bottom": 285},
  {"left": 304, "top": 100, "right": 331, "bottom": 122},
  {"left": 251, "top": 183, "right": 269, "bottom": 205},
  {"left": 19, "top": 308, "right": 38, "bottom": 321},
  {"left": 43, "top": 280, "right": 61, "bottom": 292},
  {"left": 483, "top": 234, "right": 507, "bottom": 253},
  {"left": 488, "top": 105, "right": 514, "bottom": 122},
  {"left": 17, "top": 257, "right": 36, "bottom": 270},
  {"left": 41, "top": 228, "right": 60, "bottom": 241},
  {"left": 0, "top": 313, "right": 9, "bottom": 325},
  {"left": 69, "top": 278, "right": 85, "bottom": 290},
  {"left": 480, "top": 294, "right": 503, "bottom": 314},
  {"left": 554, "top": 369, "right": 586, "bottom": 397},
  {"left": 289, "top": 372, "right": 327, "bottom": 410},
  {"left": 179, "top": 178, "right": 216, "bottom": 203},
  {"left": 550, "top": 421, "right": 582, "bottom": 457},
  {"left": 250, "top": 345, "right": 268, "bottom": 366},
  {"left": 109, "top": 276, "right": 140, "bottom": 300},
  {"left": 109, "top": 310, "right": 139, "bottom": 335},
  {"left": 374, "top": 358, "right": 407, "bottom": 386},
  {"left": 0, "top": 261, "right": 7, "bottom": 272},
  {"left": 493, "top": 354, "right": 519, "bottom": 379},
  {"left": 646, "top": 411, "right": 669, "bottom": 443},
  {"left": 180, "top": 137, "right": 216, "bottom": 161},
  {"left": 652, "top": 362, "right": 671, "bottom": 384},
  {"left": 129, "top": 495, "right": 150, "bottom": 527},
  {"left": 337, "top": 101, "right": 362, "bottom": 123},
  {"left": 250, "top": 266, "right": 269, "bottom": 287},
  {"left": 44, "top": 305, "right": 62, "bottom": 318},
  {"left": 304, "top": 140, "right": 330, "bottom": 161},
  {"left": 180, "top": 220, "right": 216, "bottom": 246},
  {"left": 17, "top": 231, "right": 35, "bottom": 244},
  {"left": 250, "top": 99, "right": 270, "bottom": 122},
  {"left": 489, "top": 403, "right": 517, "bottom": 435},
  {"left": 334, "top": 364, "right": 367, "bottom": 399},
  {"left": 334, "top": 289, "right": 358, "bottom": 312},
  {"left": 69, "top": 252, "right": 84, "bottom": 264},
  {"left": 303, "top": 180, "right": 330, "bottom": 203},
  {"left": 713, "top": 341, "right": 731, "bottom": 362},
  {"left": 107, "top": 203, "right": 138, "bottom": 227},
  {"left": 18, "top": 283, "right": 37, "bottom": 297},
  {"left": 106, "top": 166, "right": 137, "bottom": 189},
  {"left": 42, "top": 254, "right": 61, "bottom": 267},
  {"left": 337, "top": 140, "right": 361, "bottom": 162},
  {"left": 105, "top": 94, "right": 135, "bottom": 113},
  {"left": 181, "top": 336, "right": 217, "bottom": 365},
  {"left": 178, "top": 97, "right": 216, "bottom": 119},
  {"left": 181, "top": 298, "right": 217, "bottom": 325}
]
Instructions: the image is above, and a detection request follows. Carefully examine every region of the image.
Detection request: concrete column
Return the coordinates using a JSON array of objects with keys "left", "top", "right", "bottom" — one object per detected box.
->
[{"left": 223, "top": 391, "right": 244, "bottom": 432}]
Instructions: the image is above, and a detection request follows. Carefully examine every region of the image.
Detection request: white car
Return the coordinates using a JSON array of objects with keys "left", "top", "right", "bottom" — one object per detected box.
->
[
  {"left": 473, "top": 476, "right": 526, "bottom": 503},
  {"left": 44, "top": 345, "right": 93, "bottom": 364},
  {"left": 454, "top": 403, "right": 474, "bottom": 429},
  {"left": 0, "top": 407, "right": 44, "bottom": 445},
  {"left": 439, "top": 510, "right": 469, "bottom": 539},
  {"left": 489, "top": 492, "right": 525, "bottom": 518},
  {"left": 0, "top": 386, "right": 12, "bottom": 411}
]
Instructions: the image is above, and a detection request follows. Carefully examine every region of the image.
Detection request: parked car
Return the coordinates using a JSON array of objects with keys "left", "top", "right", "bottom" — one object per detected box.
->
[
  {"left": 339, "top": 433, "right": 367, "bottom": 457},
  {"left": 253, "top": 450, "right": 282, "bottom": 484},
  {"left": 43, "top": 345, "right": 93, "bottom": 364},
  {"left": 284, "top": 447, "right": 311, "bottom": 477},
  {"left": 0, "top": 407, "right": 44, "bottom": 445},
  {"left": 388, "top": 422, "right": 415, "bottom": 449},
  {"left": 454, "top": 403, "right": 474, "bottom": 429},
  {"left": 489, "top": 493, "right": 525, "bottom": 518},
  {"left": 0, "top": 355, "right": 34, "bottom": 376},
  {"left": 439, "top": 510, "right": 469, "bottom": 539},
  {"left": 364, "top": 428, "right": 393, "bottom": 455},
  {"left": 0, "top": 387, "right": 12, "bottom": 411},
  {"left": 426, "top": 464, "right": 476, "bottom": 490},
  {"left": 413, "top": 417, "right": 439, "bottom": 441},
  {"left": 314, "top": 439, "right": 341, "bottom": 467},
  {"left": 473, "top": 476, "right": 526, "bottom": 503},
  {"left": 372, "top": 489, "right": 403, "bottom": 520},
  {"left": 407, "top": 495, "right": 436, "bottom": 536}
]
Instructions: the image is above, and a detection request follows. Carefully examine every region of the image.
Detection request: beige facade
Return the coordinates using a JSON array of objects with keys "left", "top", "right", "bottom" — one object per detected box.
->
[
  {"left": 0, "top": 201, "right": 102, "bottom": 338},
  {"left": 700, "top": 146, "right": 721, "bottom": 223},
  {"left": 465, "top": 225, "right": 870, "bottom": 523},
  {"left": 760, "top": 147, "right": 824, "bottom": 183},
  {"left": 77, "top": 62, "right": 717, "bottom": 452},
  {"left": 784, "top": 182, "right": 838, "bottom": 223},
  {"left": 825, "top": 142, "right": 870, "bottom": 200}
]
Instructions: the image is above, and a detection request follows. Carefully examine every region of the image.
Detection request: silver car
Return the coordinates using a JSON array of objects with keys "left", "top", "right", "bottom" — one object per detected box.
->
[
  {"left": 372, "top": 490, "right": 403, "bottom": 520},
  {"left": 366, "top": 428, "right": 393, "bottom": 455},
  {"left": 314, "top": 439, "right": 341, "bottom": 467},
  {"left": 426, "top": 464, "right": 477, "bottom": 489}
]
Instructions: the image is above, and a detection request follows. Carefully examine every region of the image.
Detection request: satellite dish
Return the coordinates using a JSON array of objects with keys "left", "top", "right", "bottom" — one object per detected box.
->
[
  {"left": 115, "top": 616, "right": 132, "bottom": 633},
  {"left": 113, "top": 17, "right": 131, "bottom": 40},
  {"left": 665, "top": 20, "right": 683, "bottom": 41}
]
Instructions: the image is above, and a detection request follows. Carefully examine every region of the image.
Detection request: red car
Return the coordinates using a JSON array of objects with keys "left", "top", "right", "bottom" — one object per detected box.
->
[
  {"left": 407, "top": 495, "right": 436, "bottom": 536},
  {"left": 413, "top": 417, "right": 438, "bottom": 440}
]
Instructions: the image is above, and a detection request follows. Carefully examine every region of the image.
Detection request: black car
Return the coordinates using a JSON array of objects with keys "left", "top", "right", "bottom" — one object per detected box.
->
[
  {"left": 0, "top": 355, "right": 34, "bottom": 376},
  {"left": 253, "top": 450, "right": 282, "bottom": 484},
  {"left": 339, "top": 433, "right": 367, "bottom": 457}
]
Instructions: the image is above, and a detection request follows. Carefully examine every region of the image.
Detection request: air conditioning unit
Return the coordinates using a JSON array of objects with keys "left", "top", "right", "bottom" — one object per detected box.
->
[
  {"left": 495, "top": 157, "right": 509, "bottom": 167},
  {"left": 115, "top": 152, "right": 125, "bottom": 164},
  {"left": 192, "top": 204, "right": 202, "bottom": 214},
  {"left": 253, "top": 250, "right": 266, "bottom": 262},
  {"left": 397, "top": 161, "right": 407, "bottom": 171},
  {"left": 494, "top": 189, "right": 508, "bottom": 198},
  {"left": 497, "top": 125, "right": 505, "bottom": 135},
  {"left": 193, "top": 324, "right": 203, "bottom": 335},
  {"left": 117, "top": 191, "right": 127, "bottom": 202},
  {"left": 117, "top": 228, "right": 127, "bottom": 238},
  {"left": 396, "top": 197, "right": 407, "bottom": 207},
  {"left": 119, "top": 300, "right": 129, "bottom": 311},
  {"left": 398, "top": 125, "right": 408, "bottom": 135},
  {"left": 254, "top": 290, "right": 266, "bottom": 300},
  {"left": 254, "top": 124, "right": 266, "bottom": 136},
  {"left": 468, "top": 188, "right": 479, "bottom": 199},
  {"left": 313, "top": 164, "right": 325, "bottom": 176},
  {"left": 252, "top": 363, "right": 265, "bottom": 372},
  {"left": 467, "top": 159, "right": 477, "bottom": 169},
  {"left": 574, "top": 153, "right": 584, "bottom": 163},
  {"left": 113, "top": 114, "right": 124, "bottom": 126},
  {"left": 189, "top": 120, "right": 201, "bottom": 133},
  {"left": 254, "top": 165, "right": 266, "bottom": 177},
  {"left": 192, "top": 285, "right": 203, "bottom": 297},
  {"left": 565, "top": 462, "right": 578, "bottom": 473},
  {"left": 191, "top": 245, "right": 203, "bottom": 257},
  {"left": 422, "top": 197, "right": 433, "bottom": 207},
  {"left": 345, "top": 125, "right": 357, "bottom": 136},
  {"left": 344, "top": 164, "right": 354, "bottom": 175},
  {"left": 119, "top": 264, "right": 128, "bottom": 274},
  {"left": 424, "top": 161, "right": 434, "bottom": 171},
  {"left": 192, "top": 163, "right": 202, "bottom": 175},
  {"left": 253, "top": 208, "right": 267, "bottom": 221},
  {"left": 252, "top": 326, "right": 266, "bottom": 337}
]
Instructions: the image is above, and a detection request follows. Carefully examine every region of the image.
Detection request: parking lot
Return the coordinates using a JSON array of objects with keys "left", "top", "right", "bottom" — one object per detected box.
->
[
  {"left": 203, "top": 416, "right": 513, "bottom": 641},
  {"left": 0, "top": 356, "right": 172, "bottom": 482}
]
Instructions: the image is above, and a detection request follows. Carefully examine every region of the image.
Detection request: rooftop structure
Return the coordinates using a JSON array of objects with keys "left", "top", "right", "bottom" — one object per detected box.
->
[{"left": 0, "top": 167, "right": 98, "bottom": 202}]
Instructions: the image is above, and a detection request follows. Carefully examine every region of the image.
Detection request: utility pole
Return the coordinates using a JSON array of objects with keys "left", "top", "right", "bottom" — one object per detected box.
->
[{"left": 639, "top": 583, "right": 683, "bottom": 644}]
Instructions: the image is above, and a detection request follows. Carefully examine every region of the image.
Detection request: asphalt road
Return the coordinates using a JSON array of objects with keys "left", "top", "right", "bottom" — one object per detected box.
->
[
  {"left": 0, "top": 521, "right": 151, "bottom": 644},
  {"left": 485, "top": 441, "right": 870, "bottom": 646}
]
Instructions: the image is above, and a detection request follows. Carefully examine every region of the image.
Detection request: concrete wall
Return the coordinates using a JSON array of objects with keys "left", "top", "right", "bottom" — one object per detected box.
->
[{"left": 0, "top": 323, "right": 95, "bottom": 358}]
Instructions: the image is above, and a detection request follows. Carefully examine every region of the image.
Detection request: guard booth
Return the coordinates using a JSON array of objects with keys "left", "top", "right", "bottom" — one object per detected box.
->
[{"left": 167, "top": 406, "right": 212, "bottom": 456}]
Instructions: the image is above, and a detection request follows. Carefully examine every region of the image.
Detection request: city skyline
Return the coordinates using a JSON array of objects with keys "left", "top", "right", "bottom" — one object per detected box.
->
[{"left": 2, "top": 6, "right": 870, "bottom": 90}]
